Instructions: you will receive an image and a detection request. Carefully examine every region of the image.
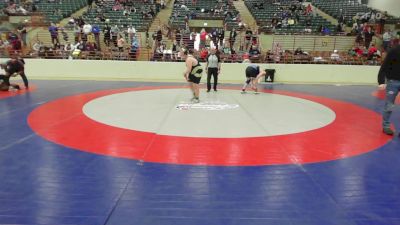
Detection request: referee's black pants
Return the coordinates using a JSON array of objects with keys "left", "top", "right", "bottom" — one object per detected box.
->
[{"left": 207, "top": 68, "right": 218, "bottom": 91}]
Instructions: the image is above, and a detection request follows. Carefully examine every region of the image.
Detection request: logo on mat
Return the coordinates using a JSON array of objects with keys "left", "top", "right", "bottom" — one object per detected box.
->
[{"left": 175, "top": 101, "right": 240, "bottom": 111}]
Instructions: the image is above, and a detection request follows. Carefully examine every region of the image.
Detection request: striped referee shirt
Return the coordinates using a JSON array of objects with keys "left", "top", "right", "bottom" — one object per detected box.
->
[{"left": 207, "top": 54, "right": 220, "bottom": 68}]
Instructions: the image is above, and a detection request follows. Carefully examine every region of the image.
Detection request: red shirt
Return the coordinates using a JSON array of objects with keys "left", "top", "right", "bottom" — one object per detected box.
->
[
  {"left": 200, "top": 32, "right": 207, "bottom": 41},
  {"left": 368, "top": 46, "right": 377, "bottom": 55},
  {"left": 200, "top": 49, "right": 208, "bottom": 59}
]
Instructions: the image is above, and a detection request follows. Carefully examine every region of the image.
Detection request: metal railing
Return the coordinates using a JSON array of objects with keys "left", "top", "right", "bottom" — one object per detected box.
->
[{"left": 272, "top": 34, "right": 359, "bottom": 52}]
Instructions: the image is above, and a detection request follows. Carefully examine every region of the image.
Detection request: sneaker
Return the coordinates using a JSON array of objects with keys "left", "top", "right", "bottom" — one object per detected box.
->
[
  {"left": 383, "top": 127, "right": 394, "bottom": 135},
  {"left": 192, "top": 98, "right": 200, "bottom": 103}
]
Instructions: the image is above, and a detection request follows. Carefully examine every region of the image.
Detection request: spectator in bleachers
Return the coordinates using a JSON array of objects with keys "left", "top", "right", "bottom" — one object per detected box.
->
[
  {"left": 153, "top": 43, "right": 164, "bottom": 60},
  {"left": 294, "top": 47, "right": 307, "bottom": 56},
  {"left": 244, "top": 27, "right": 252, "bottom": 50},
  {"left": 363, "top": 26, "right": 374, "bottom": 48},
  {"left": 171, "top": 40, "right": 181, "bottom": 60},
  {"left": 156, "top": 27, "right": 162, "bottom": 45},
  {"left": 351, "top": 21, "right": 359, "bottom": 35},
  {"left": 356, "top": 45, "right": 367, "bottom": 57},
  {"left": 92, "top": 24, "right": 101, "bottom": 49},
  {"left": 111, "top": 24, "right": 120, "bottom": 47},
  {"left": 377, "top": 11, "right": 387, "bottom": 35},
  {"left": 86, "top": 41, "right": 97, "bottom": 52},
  {"left": 64, "top": 41, "right": 78, "bottom": 57},
  {"left": 112, "top": 1, "right": 123, "bottom": 11},
  {"left": 53, "top": 8, "right": 62, "bottom": 17},
  {"left": 330, "top": 50, "right": 340, "bottom": 62},
  {"left": 48, "top": 23, "right": 59, "bottom": 46},
  {"left": 367, "top": 43, "right": 378, "bottom": 59},
  {"left": 199, "top": 47, "right": 208, "bottom": 61},
  {"left": 382, "top": 29, "right": 392, "bottom": 52},
  {"left": 189, "top": 30, "right": 197, "bottom": 50},
  {"left": 199, "top": 28, "right": 207, "bottom": 49},
  {"left": 228, "top": 28, "right": 237, "bottom": 51},
  {"left": 127, "top": 25, "right": 136, "bottom": 43},
  {"left": 249, "top": 45, "right": 260, "bottom": 60},
  {"left": 175, "top": 29, "right": 182, "bottom": 44},
  {"left": 10, "top": 36, "right": 22, "bottom": 52},
  {"left": 272, "top": 42, "right": 282, "bottom": 63},
  {"left": 87, "top": 32, "right": 95, "bottom": 45},
  {"left": 17, "top": 23, "right": 27, "bottom": 47},
  {"left": 209, "top": 28, "right": 218, "bottom": 49},
  {"left": 72, "top": 21, "right": 81, "bottom": 41},
  {"left": 288, "top": 16, "right": 295, "bottom": 26},
  {"left": 103, "top": 24, "right": 111, "bottom": 47},
  {"left": 117, "top": 34, "right": 126, "bottom": 52},
  {"left": 322, "top": 26, "right": 331, "bottom": 35},
  {"left": 251, "top": 29, "right": 258, "bottom": 46},
  {"left": 129, "top": 37, "right": 139, "bottom": 59},
  {"left": 87, "top": 0, "right": 94, "bottom": 10},
  {"left": 3, "top": 2, "right": 16, "bottom": 16},
  {"left": 217, "top": 28, "right": 225, "bottom": 49},
  {"left": 83, "top": 23, "right": 92, "bottom": 35},
  {"left": 60, "top": 27, "right": 68, "bottom": 43},
  {"left": 123, "top": 6, "right": 131, "bottom": 16}
]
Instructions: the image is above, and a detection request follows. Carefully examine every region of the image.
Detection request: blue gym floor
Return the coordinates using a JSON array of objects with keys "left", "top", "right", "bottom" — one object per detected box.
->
[{"left": 0, "top": 80, "right": 399, "bottom": 225}]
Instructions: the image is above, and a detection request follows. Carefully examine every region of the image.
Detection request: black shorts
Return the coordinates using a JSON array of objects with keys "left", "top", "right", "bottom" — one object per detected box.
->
[
  {"left": 188, "top": 74, "right": 201, "bottom": 84},
  {"left": 245, "top": 67, "right": 258, "bottom": 78}
]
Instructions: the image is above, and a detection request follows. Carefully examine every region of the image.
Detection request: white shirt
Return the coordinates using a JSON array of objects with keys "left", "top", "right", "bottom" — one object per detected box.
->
[
  {"left": 83, "top": 24, "right": 92, "bottom": 34},
  {"left": 330, "top": 53, "right": 340, "bottom": 60},
  {"left": 383, "top": 32, "right": 392, "bottom": 42},
  {"left": 128, "top": 27, "right": 136, "bottom": 34}
]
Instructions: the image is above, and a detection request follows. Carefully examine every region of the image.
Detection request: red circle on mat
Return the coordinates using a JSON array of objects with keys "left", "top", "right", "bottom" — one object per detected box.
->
[
  {"left": 372, "top": 90, "right": 400, "bottom": 104},
  {"left": 28, "top": 86, "right": 391, "bottom": 166}
]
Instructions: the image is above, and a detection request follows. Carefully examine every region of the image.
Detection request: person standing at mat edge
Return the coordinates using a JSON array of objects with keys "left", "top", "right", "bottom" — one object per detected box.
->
[
  {"left": 205, "top": 48, "right": 221, "bottom": 92},
  {"left": 378, "top": 45, "right": 400, "bottom": 136},
  {"left": 182, "top": 48, "right": 203, "bottom": 103}
]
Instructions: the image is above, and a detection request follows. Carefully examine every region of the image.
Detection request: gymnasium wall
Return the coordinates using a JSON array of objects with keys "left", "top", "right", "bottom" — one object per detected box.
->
[
  {"left": 21, "top": 59, "right": 380, "bottom": 85},
  {"left": 368, "top": 0, "right": 400, "bottom": 17}
]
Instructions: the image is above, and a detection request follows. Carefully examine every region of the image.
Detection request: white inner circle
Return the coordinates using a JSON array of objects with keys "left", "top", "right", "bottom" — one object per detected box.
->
[{"left": 83, "top": 89, "right": 336, "bottom": 138}]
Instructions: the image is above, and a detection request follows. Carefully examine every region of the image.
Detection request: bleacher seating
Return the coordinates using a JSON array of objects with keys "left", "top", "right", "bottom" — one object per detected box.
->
[
  {"left": 312, "top": 0, "right": 400, "bottom": 25},
  {"left": 169, "top": 0, "right": 239, "bottom": 30},
  {"left": 35, "top": 0, "right": 86, "bottom": 24},
  {"left": 245, "top": 0, "right": 336, "bottom": 34},
  {"left": 83, "top": 0, "right": 155, "bottom": 32}
]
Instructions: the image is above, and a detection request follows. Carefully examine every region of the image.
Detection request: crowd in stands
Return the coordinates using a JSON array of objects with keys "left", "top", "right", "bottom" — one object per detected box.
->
[
  {"left": 82, "top": 0, "right": 156, "bottom": 31},
  {"left": 247, "top": 0, "right": 335, "bottom": 34},
  {"left": 0, "top": 30, "right": 24, "bottom": 55},
  {"left": 2, "top": 0, "right": 36, "bottom": 16},
  {"left": 169, "top": 0, "right": 239, "bottom": 31},
  {"left": 33, "top": 20, "right": 142, "bottom": 59}
]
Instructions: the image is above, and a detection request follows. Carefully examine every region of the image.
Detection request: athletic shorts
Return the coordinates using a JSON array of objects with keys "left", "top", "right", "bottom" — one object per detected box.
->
[
  {"left": 188, "top": 74, "right": 201, "bottom": 84},
  {"left": 245, "top": 66, "right": 259, "bottom": 78}
]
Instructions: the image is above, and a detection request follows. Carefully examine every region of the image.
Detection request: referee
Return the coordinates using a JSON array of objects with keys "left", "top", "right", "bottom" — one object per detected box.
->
[{"left": 205, "top": 48, "right": 221, "bottom": 92}]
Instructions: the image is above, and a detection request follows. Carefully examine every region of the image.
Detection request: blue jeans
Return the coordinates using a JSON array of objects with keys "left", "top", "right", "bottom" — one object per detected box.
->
[{"left": 383, "top": 79, "right": 400, "bottom": 128}]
